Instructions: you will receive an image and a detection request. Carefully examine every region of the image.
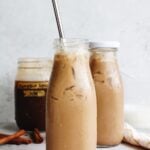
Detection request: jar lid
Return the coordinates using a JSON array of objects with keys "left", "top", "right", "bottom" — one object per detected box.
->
[{"left": 90, "top": 41, "right": 120, "bottom": 49}]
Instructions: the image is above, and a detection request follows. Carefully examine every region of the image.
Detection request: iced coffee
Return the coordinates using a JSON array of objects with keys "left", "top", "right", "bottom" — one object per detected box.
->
[
  {"left": 46, "top": 39, "right": 97, "bottom": 150},
  {"left": 90, "top": 42, "right": 124, "bottom": 147}
]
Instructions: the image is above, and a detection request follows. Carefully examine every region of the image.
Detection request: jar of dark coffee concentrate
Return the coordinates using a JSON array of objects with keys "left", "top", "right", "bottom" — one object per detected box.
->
[{"left": 15, "top": 58, "right": 52, "bottom": 131}]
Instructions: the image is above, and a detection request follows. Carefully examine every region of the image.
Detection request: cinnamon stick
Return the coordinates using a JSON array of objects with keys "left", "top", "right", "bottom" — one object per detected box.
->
[
  {"left": 0, "top": 130, "right": 26, "bottom": 145},
  {"left": 31, "top": 128, "right": 43, "bottom": 144},
  {"left": 0, "top": 133, "right": 32, "bottom": 145}
]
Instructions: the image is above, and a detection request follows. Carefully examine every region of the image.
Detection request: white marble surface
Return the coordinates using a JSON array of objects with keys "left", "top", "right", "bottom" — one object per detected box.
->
[
  {"left": 0, "top": 144, "right": 142, "bottom": 150},
  {"left": 0, "top": 122, "right": 144, "bottom": 150}
]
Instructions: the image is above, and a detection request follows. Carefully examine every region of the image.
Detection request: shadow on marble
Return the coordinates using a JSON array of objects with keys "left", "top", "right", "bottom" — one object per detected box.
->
[
  {"left": 99, "top": 143, "right": 145, "bottom": 150},
  {"left": 121, "top": 143, "right": 145, "bottom": 150}
]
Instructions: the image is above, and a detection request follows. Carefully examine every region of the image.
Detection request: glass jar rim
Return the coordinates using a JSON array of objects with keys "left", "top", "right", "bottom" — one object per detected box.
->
[
  {"left": 54, "top": 38, "right": 89, "bottom": 48},
  {"left": 18, "top": 57, "right": 52, "bottom": 63}
]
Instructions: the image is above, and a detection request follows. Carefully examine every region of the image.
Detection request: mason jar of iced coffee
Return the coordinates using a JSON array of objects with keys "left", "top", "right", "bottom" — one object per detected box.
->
[
  {"left": 90, "top": 41, "right": 124, "bottom": 147},
  {"left": 46, "top": 39, "right": 97, "bottom": 150},
  {"left": 15, "top": 58, "right": 52, "bottom": 131}
]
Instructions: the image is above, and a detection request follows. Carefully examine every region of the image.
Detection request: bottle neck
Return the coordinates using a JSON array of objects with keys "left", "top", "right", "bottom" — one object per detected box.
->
[
  {"left": 54, "top": 38, "right": 89, "bottom": 53},
  {"left": 90, "top": 48, "right": 118, "bottom": 61}
]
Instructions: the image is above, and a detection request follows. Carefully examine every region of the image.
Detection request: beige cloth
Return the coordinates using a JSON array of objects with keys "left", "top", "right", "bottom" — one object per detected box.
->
[{"left": 123, "top": 123, "right": 150, "bottom": 149}]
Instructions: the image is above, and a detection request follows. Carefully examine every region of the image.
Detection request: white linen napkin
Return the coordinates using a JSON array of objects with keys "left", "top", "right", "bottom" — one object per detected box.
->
[{"left": 123, "top": 123, "right": 150, "bottom": 149}]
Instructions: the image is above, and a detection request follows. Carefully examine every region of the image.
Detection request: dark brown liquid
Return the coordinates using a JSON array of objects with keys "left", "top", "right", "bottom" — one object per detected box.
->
[{"left": 15, "top": 81, "right": 48, "bottom": 131}]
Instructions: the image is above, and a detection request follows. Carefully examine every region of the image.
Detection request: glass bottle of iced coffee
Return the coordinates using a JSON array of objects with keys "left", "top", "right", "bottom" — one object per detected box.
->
[
  {"left": 90, "top": 41, "right": 124, "bottom": 147},
  {"left": 15, "top": 58, "right": 52, "bottom": 131},
  {"left": 46, "top": 39, "right": 97, "bottom": 150}
]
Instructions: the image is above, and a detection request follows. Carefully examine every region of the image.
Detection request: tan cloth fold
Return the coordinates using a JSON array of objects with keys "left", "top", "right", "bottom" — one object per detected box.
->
[{"left": 123, "top": 123, "right": 150, "bottom": 149}]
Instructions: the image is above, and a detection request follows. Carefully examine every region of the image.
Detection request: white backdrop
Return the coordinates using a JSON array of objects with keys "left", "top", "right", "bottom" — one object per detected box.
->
[{"left": 0, "top": 0, "right": 150, "bottom": 122}]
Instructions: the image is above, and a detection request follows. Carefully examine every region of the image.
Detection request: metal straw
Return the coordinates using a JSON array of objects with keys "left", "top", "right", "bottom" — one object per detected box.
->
[{"left": 52, "top": 0, "right": 64, "bottom": 38}]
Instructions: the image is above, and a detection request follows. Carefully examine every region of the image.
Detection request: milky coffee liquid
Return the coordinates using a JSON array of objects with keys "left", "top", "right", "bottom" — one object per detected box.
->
[
  {"left": 46, "top": 51, "right": 97, "bottom": 150},
  {"left": 90, "top": 52, "right": 124, "bottom": 146}
]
